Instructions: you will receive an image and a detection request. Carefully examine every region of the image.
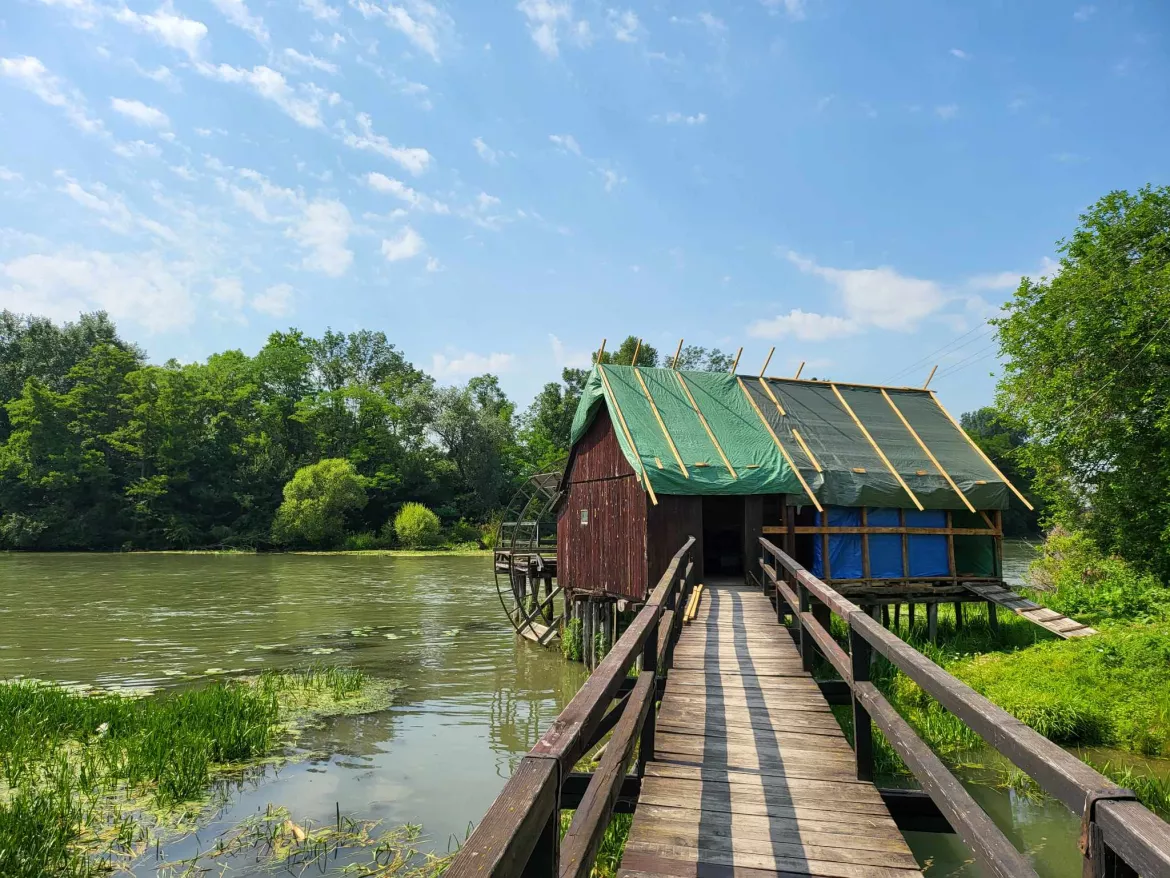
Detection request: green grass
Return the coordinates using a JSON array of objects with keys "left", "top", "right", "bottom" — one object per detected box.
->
[
  {"left": 559, "top": 811, "right": 632, "bottom": 878},
  {"left": 0, "top": 666, "right": 393, "bottom": 877}
]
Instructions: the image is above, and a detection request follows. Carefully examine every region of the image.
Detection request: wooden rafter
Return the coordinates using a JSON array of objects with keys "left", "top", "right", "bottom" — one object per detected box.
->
[
  {"left": 597, "top": 365, "right": 658, "bottom": 505},
  {"left": 759, "top": 346, "right": 775, "bottom": 377},
  {"left": 670, "top": 338, "right": 684, "bottom": 369},
  {"left": 830, "top": 383, "right": 924, "bottom": 511},
  {"left": 790, "top": 428, "right": 822, "bottom": 473},
  {"left": 737, "top": 378, "right": 821, "bottom": 511},
  {"left": 757, "top": 377, "right": 787, "bottom": 416},
  {"left": 675, "top": 372, "right": 737, "bottom": 478},
  {"left": 881, "top": 388, "right": 975, "bottom": 513},
  {"left": 930, "top": 392, "right": 1034, "bottom": 511},
  {"left": 632, "top": 367, "right": 688, "bottom": 478}
]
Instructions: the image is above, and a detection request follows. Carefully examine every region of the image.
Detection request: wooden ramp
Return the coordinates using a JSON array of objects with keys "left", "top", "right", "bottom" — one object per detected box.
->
[
  {"left": 965, "top": 583, "right": 1097, "bottom": 639},
  {"left": 620, "top": 582, "right": 923, "bottom": 878}
]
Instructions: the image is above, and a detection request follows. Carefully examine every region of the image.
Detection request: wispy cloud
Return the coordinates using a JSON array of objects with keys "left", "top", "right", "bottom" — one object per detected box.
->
[
  {"left": 340, "top": 113, "right": 432, "bottom": 175},
  {"left": 652, "top": 111, "right": 707, "bottom": 125},
  {"left": 110, "top": 97, "right": 170, "bottom": 128},
  {"left": 607, "top": 8, "right": 640, "bottom": 42},
  {"left": 517, "top": 0, "right": 589, "bottom": 58},
  {"left": 381, "top": 225, "right": 426, "bottom": 261},
  {"left": 1073, "top": 5, "right": 1096, "bottom": 22},
  {"left": 935, "top": 104, "right": 959, "bottom": 120},
  {"left": 431, "top": 349, "right": 515, "bottom": 378},
  {"left": 949, "top": 48, "right": 970, "bottom": 60}
]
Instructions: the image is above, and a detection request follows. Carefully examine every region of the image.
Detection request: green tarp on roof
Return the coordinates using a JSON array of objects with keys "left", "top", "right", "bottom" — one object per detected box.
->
[{"left": 569, "top": 365, "right": 1013, "bottom": 510}]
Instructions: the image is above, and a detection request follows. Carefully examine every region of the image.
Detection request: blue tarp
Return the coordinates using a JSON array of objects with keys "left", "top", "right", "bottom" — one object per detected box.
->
[{"left": 812, "top": 506, "right": 951, "bottom": 580}]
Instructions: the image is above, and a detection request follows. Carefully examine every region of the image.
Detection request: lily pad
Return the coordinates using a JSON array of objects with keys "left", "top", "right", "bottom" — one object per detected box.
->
[{"left": 307, "top": 647, "right": 339, "bottom": 656}]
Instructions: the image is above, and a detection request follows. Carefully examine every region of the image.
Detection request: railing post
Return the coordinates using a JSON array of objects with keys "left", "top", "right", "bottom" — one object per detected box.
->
[
  {"left": 522, "top": 788, "right": 560, "bottom": 877},
  {"left": 798, "top": 580, "right": 814, "bottom": 672},
  {"left": 638, "top": 612, "right": 660, "bottom": 778},
  {"left": 850, "top": 621, "right": 874, "bottom": 783}
]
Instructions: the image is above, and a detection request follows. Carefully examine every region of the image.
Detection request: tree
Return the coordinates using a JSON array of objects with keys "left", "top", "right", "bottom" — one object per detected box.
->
[
  {"left": 393, "top": 502, "right": 441, "bottom": 548},
  {"left": 675, "top": 345, "right": 735, "bottom": 372},
  {"left": 959, "top": 408, "right": 1041, "bottom": 536},
  {"left": 598, "top": 335, "right": 658, "bottom": 367},
  {"left": 521, "top": 368, "right": 588, "bottom": 470},
  {"left": 996, "top": 185, "right": 1170, "bottom": 576},
  {"left": 271, "top": 458, "right": 368, "bottom": 548}
]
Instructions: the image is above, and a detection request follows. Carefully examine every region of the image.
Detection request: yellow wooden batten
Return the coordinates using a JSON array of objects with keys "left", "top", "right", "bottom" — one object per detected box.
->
[
  {"left": 632, "top": 366, "right": 689, "bottom": 478},
  {"left": 931, "top": 392, "right": 1034, "bottom": 511},
  {"left": 597, "top": 364, "right": 658, "bottom": 505},
  {"left": 881, "top": 389, "right": 975, "bottom": 513},
  {"left": 675, "top": 371, "right": 738, "bottom": 479},
  {"left": 737, "top": 378, "right": 822, "bottom": 512},
  {"left": 830, "top": 383, "right": 924, "bottom": 511}
]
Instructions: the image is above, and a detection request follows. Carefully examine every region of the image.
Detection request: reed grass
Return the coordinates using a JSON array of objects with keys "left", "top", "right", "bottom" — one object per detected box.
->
[{"left": 0, "top": 666, "right": 386, "bottom": 876}]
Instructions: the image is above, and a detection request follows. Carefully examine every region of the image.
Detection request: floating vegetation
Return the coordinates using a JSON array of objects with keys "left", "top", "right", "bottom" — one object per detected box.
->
[
  {"left": 157, "top": 806, "right": 455, "bottom": 877},
  {"left": 307, "top": 647, "right": 340, "bottom": 655},
  {"left": 0, "top": 666, "right": 400, "bottom": 877}
]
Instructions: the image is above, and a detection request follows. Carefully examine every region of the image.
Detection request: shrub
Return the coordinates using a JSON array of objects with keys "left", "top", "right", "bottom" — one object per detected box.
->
[
  {"left": 343, "top": 531, "right": 384, "bottom": 551},
  {"left": 271, "top": 459, "right": 367, "bottom": 549},
  {"left": 1028, "top": 527, "right": 1170, "bottom": 624},
  {"left": 393, "top": 502, "right": 441, "bottom": 549},
  {"left": 561, "top": 617, "right": 583, "bottom": 662},
  {"left": 447, "top": 519, "right": 482, "bottom": 546}
]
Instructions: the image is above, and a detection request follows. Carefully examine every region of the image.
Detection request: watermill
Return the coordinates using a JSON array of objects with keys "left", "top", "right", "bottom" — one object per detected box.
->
[{"left": 492, "top": 463, "right": 564, "bottom": 646}]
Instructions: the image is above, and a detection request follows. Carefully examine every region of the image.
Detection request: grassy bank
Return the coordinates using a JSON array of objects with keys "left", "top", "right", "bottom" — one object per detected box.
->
[{"left": 0, "top": 667, "right": 402, "bottom": 877}]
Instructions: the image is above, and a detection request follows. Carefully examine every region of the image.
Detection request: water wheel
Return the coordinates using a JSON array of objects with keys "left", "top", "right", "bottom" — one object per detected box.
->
[{"left": 493, "top": 463, "right": 565, "bottom": 646}]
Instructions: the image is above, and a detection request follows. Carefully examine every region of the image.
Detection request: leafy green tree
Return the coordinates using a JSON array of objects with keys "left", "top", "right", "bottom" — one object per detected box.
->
[
  {"left": 675, "top": 345, "right": 735, "bottom": 371},
  {"left": 271, "top": 458, "right": 368, "bottom": 548},
  {"left": 996, "top": 185, "right": 1170, "bottom": 576},
  {"left": 392, "top": 502, "right": 441, "bottom": 548},
  {"left": 520, "top": 368, "right": 587, "bottom": 470},
  {"left": 959, "top": 408, "right": 1041, "bottom": 536},
  {"left": 598, "top": 335, "right": 658, "bottom": 366}
]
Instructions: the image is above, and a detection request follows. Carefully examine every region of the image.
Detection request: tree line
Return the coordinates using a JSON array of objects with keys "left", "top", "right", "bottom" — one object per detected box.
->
[{"left": 0, "top": 320, "right": 730, "bottom": 550}]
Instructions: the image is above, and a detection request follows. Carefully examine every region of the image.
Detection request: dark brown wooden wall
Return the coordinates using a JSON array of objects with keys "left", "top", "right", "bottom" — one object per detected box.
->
[
  {"left": 557, "top": 411, "right": 649, "bottom": 600},
  {"left": 646, "top": 494, "right": 703, "bottom": 593}
]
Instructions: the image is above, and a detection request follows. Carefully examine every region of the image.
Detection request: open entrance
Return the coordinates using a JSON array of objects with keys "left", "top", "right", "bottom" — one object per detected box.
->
[{"left": 702, "top": 496, "right": 745, "bottom": 577}]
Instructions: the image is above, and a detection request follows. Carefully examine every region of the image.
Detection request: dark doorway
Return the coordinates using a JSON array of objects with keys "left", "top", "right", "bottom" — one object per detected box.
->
[{"left": 702, "top": 496, "right": 745, "bottom": 576}]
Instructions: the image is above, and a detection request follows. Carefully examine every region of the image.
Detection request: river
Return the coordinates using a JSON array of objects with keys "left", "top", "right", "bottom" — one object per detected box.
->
[{"left": 0, "top": 544, "right": 1153, "bottom": 876}]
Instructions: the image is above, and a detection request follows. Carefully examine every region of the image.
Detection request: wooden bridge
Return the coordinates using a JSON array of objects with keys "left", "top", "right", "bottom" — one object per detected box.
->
[{"left": 448, "top": 537, "right": 1170, "bottom": 878}]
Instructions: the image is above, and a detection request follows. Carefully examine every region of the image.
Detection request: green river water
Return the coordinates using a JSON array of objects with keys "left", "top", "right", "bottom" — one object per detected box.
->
[{"left": 0, "top": 543, "right": 1159, "bottom": 875}]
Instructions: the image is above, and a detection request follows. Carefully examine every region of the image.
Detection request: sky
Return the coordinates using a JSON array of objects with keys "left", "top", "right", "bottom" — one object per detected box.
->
[{"left": 0, "top": 0, "right": 1166, "bottom": 416}]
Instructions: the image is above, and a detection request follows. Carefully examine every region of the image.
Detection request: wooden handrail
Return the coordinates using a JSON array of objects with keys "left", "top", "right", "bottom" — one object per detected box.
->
[
  {"left": 759, "top": 536, "right": 1170, "bottom": 878},
  {"left": 447, "top": 537, "right": 697, "bottom": 878}
]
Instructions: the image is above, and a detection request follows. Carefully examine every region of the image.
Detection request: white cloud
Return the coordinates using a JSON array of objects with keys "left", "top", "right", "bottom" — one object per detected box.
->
[
  {"left": 751, "top": 251, "right": 948, "bottom": 341},
  {"left": 384, "top": 1, "right": 449, "bottom": 61},
  {"left": 517, "top": 0, "right": 575, "bottom": 58},
  {"left": 283, "top": 48, "right": 339, "bottom": 73},
  {"left": 696, "top": 12, "right": 727, "bottom": 38},
  {"left": 0, "top": 167, "right": 22, "bottom": 182},
  {"left": 210, "top": 276, "right": 245, "bottom": 308},
  {"left": 0, "top": 250, "right": 194, "bottom": 331},
  {"left": 113, "top": 4, "right": 208, "bottom": 59},
  {"left": 748, "top": 309, "right": 858, "bottom": 341},
  {"left": 341, "top": 113, "right": 432, "bottom": 174},
  {"left": 365, "top": 172, "right": 449, "bottom": 213},
  {"left": 210, "top": 0, "right": 268, "bottom": 42},
  {"left": 761, "top": 0, "right": 804, "bottom": 20},
  {"left": 425, "top": 255, "right": 443, "bottom": 272},
  {"left": 0, "top": 55, "right": 105, "bottom": 134},
  {"left": 476, "top": 191, "right": 501, "bottom": 211},
  {"left": 58, "top": 175, "right": 177, "bottom": 241},
  {"left": 600, "top": 168, "right": 625, "bottom": 192},
  {"left": 1073, "top": 5, "right": 1095, "bottom": 22},
  {"left": 431, "top": 350, "right": 515, "bottom": 378},
  {"left": 302, "top": 0, "right": 340, "bottom": 21},
  {"left": 607, "top": 8, "right": 639, "bottom": 42},
  {"left": 381, "top": 225, "right": 425, "bottom": 261},
  {"left": 252, "top": 282, "right": 294, "bottom": 316},
  {"left": 949, "top": 48, "right": 970, "bottom": 60},
  {"left": 935, "top": 104, "right": 958, "bottom": 120},
  {"left": 196, "top": 63, "right": 329, "bottom": 128},
  {"left": 472, "top": 136, "right": 498, "bottom": 163},
  {"left": 967, "top": 258, "right": 1060, "bottom": 292},
  {"left": 654, "top": 111, "right": 707, "bottom": 125},
  {"left": 288, "top": 200, "right": 352, "bottom": 275},
  {"left": 223, "top": 168, "right": 303, "bottom": 223},
  {"left": 110, "top": 97, "right": 170, "bottom": 128},
  {"left": 112, "top": 139, "right": 162, "bottom": 159},
  {"left": 549, "top": 133, "right": 581, "bottom": 154},
  {"left": 549, "top": 333, "right": 590, "bottom": 368}
]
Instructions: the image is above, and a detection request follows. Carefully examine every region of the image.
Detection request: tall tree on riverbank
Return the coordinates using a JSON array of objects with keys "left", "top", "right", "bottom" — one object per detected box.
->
[
  {"left": 996, "top": 185, "right": 1170, "bottom": 577},
  {"left": 959, "top": 407, "right": 1041, "bottom": 536}
]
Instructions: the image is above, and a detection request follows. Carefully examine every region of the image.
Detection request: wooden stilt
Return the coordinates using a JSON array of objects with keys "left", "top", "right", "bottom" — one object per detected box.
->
[
  {"left": 881, "top": 604, "right": 891, "bottom": 628},
  {"left": 583, "top": 599, "right": 595, "bottom": 669},
  {"left": 987, "top": 601, "right": 999, "bottom": 634},
  {"left": 894, "top": 602, "right": 902, "bottom": 631},
  {"left": 928, "top": 604, "right": 939, "bottom": 643},
  {"left": 907, "top": 602, "right": 916, "bottom": 630},
  {"left": 954, "top": 601, "right": 964, "bottom": 630}
]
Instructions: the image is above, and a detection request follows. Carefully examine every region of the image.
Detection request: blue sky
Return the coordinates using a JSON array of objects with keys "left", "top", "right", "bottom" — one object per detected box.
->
[{"left": 0, "top": 0, "right": 1166, "bottom": 415}]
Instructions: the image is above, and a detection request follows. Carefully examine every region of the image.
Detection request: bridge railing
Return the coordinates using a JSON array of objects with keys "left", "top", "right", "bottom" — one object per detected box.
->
[
  {"left": 447, "top": 536, "right": 698, "bottom": 878},
  {"left": 760, "top": 536, "right": 1170, "bottom": 878}
]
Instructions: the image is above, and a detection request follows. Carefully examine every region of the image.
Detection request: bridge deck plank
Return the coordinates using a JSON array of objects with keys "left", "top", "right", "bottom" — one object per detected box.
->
[{"left": 620, "top": 583, "right": 923, "bottom": 878}]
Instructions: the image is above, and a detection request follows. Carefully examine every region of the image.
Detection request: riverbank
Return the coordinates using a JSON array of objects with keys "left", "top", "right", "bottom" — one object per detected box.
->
[{"left": 0, "top": 668, "right": 456, "bottom": 877}]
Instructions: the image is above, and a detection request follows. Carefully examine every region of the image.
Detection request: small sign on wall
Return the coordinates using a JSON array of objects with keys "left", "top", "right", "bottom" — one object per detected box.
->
[{"left": 580, "top": 509, "right": 589, "bottom": 526}]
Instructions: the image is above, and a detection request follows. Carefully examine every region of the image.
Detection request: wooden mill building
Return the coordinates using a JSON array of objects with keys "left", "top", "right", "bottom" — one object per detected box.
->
[{"left": 554, "top": 363, "right": 1064, "bottom": 634}]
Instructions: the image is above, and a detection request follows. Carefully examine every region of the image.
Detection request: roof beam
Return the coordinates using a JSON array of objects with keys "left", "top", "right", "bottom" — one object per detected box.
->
[
  {"left": 738, "top": 378, "right": 821, "bottom": 511},
  {"left": 930, "top": 392, "right": 1034, "bottom": 511},
  {"left": 674, "top": 372, "right": 737, "bottom": 479},
  {"left": 633, "top": 367, "right": 688, "bottom": 478},
  {"left": 790, "top": 428, "right": 822, "bottom": 473},
  {"left": 597, "top": 365, "right": 658, "bottom": 505},
  {"left": 830, "top": 383, "right": 924, "bottom": 511},
  {"left": 882, "top": 389, "right": 975, "bottom": 513},
  {"left": 757, "top": 377, "right": 787, "bottom": 416}
]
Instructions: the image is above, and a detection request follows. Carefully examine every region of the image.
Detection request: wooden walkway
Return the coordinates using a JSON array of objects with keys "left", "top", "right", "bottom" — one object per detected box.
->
[
  {"left": 620, "top": 581, "right": 923, "bottom": 878},
  {"left": 965, "top": 583, "right": 1097, "bottom": 639}
]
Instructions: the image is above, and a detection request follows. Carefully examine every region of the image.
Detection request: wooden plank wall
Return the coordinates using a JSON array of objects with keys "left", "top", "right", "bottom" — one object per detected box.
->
[
  {"left": 557, "top": 411, "right": 649, "bottom": 600},
  {"left": 646, "top": 494, "right": 703, "bottom": 595}
]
